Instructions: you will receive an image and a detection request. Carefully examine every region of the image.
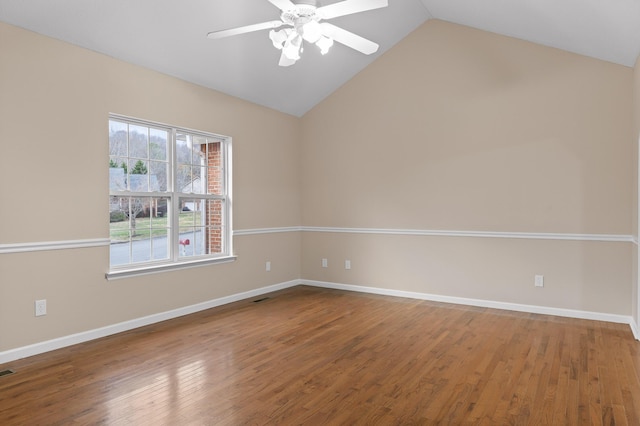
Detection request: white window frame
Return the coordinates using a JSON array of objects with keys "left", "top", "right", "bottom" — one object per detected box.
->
[{"left": 106, "top": 114, "right": 234, "bottom": 280}]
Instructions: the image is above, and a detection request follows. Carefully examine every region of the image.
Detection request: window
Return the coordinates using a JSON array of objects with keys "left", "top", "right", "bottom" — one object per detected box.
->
[{"left": 108, "top": 115, "right": 232, "bottom": 276}]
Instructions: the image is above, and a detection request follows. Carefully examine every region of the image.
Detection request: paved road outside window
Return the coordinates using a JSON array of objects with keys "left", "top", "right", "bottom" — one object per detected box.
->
[{"left": 110, "top": 231, "right": 203, "bottom": 266}]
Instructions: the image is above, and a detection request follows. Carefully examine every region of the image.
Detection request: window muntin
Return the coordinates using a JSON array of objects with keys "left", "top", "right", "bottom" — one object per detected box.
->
[{"left": 108, "top": 116, "right": 231, "bottom": 271}]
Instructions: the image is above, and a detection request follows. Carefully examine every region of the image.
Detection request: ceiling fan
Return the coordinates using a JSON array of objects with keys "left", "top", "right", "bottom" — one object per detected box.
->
[{"left": 207, "top": 0, "right": 388, "bottom": 66}]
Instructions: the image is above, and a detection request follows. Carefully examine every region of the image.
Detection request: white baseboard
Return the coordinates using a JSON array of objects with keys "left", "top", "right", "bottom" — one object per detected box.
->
[
  {"left": 0, "top": 280, "right": 301, "bottom": 364},
  {"left": 301, "top": 279, "right": 636, "bottom": 331},
  {"left": 631, "top": 319, "right": 640, "bottom": 340},
  {"left": 2, "top": 278, "right": 637, "bottom": 364}
]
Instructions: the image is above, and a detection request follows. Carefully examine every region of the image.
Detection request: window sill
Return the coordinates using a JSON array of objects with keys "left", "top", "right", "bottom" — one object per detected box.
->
[{"left": 105, "top": 255, "right": 237, "bottom": 280}]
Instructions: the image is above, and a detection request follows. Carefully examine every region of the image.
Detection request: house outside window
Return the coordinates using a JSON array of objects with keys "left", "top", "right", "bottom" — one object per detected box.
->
[{"left": 108, "top": 115, "right": 232, "bottom": 276}]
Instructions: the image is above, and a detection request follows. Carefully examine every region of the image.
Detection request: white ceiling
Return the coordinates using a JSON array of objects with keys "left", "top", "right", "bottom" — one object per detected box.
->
[{"left": 1, "top": 0, "right": 639, "bottom": 117}]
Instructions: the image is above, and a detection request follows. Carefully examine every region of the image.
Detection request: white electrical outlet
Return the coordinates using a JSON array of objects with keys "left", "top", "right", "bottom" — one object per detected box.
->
[
  {"left": 265, "top": 261, "right": 271, "bottom": 272},
  {"left": 322, "top": 258, "right": 328, "bottom": 268},
  {"left": 35, "top": 299, "right": 47, "bottom": 316},
  {"left": 345, "top": 260, "right": 351, "bottom": 270},
  {"left": 534, "top": 275, "right": 544, "bottom": 287}
]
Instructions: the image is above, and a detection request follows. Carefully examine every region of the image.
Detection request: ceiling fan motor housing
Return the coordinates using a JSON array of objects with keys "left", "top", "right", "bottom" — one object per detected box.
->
[
  {"left": 293, "top": 0, "right": 318, "bottom": 6},
  {"left": 281, "top": 5, "right": 319, "bottom": 27}
]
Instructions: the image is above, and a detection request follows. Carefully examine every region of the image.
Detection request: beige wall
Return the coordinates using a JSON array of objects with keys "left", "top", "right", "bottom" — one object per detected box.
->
[
  {"left": 635, "top": 55, "right": 640, "bottom": 150},
  {"left": 633, "top": 55, "right": 640, "bottom": 328},
  {"left": 1, "top": 18, "right": 637, "bottom": 354},
  {"left": 301, "top": 233, "right": 630, "bottom": 314},
  {"left": 0, "top": 22, "right": 301, "bottom": 351},
  {"left": 301, "top": 21, "right": 633, "bottom": 315}
]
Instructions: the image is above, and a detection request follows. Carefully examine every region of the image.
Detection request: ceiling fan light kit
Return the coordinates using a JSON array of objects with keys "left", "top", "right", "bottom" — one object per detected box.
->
[{"left": 207, "top": 0, "right": 388, "bottom": 67}]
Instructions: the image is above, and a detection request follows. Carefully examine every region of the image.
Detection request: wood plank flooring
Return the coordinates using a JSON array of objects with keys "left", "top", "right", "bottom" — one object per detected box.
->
[{"left": 1, "top": 285, "right": 639, "bottom": 425}]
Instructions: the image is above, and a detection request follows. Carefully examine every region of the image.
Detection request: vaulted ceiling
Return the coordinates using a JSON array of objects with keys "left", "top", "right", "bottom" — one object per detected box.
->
[{"left": 1, "top": 0, "right": 639, "bottom": 116}]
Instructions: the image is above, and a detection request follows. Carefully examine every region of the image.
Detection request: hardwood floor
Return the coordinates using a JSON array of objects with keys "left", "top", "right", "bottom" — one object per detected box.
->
[{"left": 1, "top": 285, "right": 640, "bottom": 425}]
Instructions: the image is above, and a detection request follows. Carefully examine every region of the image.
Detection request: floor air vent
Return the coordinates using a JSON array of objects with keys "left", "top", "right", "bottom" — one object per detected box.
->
[
  {"left": 0, "top": 369, "right": 15, "bottom": 377},
  {"left": 253, "top": 297, "right": 270, "bottom": 303}
]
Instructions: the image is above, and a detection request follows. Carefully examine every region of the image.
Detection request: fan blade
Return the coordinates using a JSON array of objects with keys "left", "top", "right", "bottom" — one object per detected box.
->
[
  {"left": 317, "top": 0, "right": 388, "bottom": 19},
  {"left": 268, "top": 0, "right": 296, "bottom": 12},
  {"left": 320, "top": 23, "right": 379, "bottom": 55},
  {"left": 207, "top": 20, "right": 283, "bottom": 39}
]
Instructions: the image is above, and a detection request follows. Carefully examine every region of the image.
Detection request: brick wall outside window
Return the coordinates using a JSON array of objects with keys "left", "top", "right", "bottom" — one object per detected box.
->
[{"left": 204, "top": 143, "right": 222, "bottom": 253}]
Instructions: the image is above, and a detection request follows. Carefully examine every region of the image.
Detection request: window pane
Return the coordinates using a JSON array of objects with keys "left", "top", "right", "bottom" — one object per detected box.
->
[
  {"left": 193, "top": 135, "right": 208, "bottom": 146},
  {"left": 179, "top": 198, "right": 200, "bottom": 258},
  {"left": 193, "top": 145, "right": 206, "bottom": 166},
  {"left": 178, "top": 227, "right": 204, "bottom": 257},
  {"left": 192, "top": 227, "right": 206, "bottom": 256},
  {"left": 129, "top": 125, "right": 149, "bottom": 159},
  {"left": 148, "top": 197, "right": 169, "bottom": 224},
  {"left": 193, "top": 165, "right": 206, "bottom": 194},
  {"left": 109, "top": 161, "right": 127, "bottom": 191},
  {"left": 192, "top": 162, "right": 202, "bottom": 184},
  {"left": 131, "top": 237, "right": 151, "bottom": 263},
  {"left": 206, "top": 142, "right": 223, "bottom": 196},
  {"left": 110, "top": 196, "right": 171, "bottom": 267},
  {"left": 176, "top": 133, "right": 191, "bottom": 164},
  {"left": 206, "top": 199, "right": 224, "bottom": 254},
  {"left": 175, "top": 134, "right": 223, "bottom": 195},
  {"left": 178, "top": 166, "right": 204, "bottom": 194},
  {"left": 178, "top": 227, "right": 205, "bottom": 257},
  {"left": 109, "top": 120, "right": 128, "bottom": 157},
  {"left": 151, "top": 229, "right": 169, "bottom": 261},
  {"left": 176, "top": 165, "right": 193, "bottom": 193},
  {"left": 149, "top": 161, "right": 168, "bottom": 192},
  {"left": 178, "top": 198, "right": 224, "bottom": 258},
  {"left": 109, "top": 195, "right": 130, "bottom": 267},
  {"left": 179, "top": 199, "right": 199, "bottom": 217},
  {"left": 150, "top": 128, "right": 168, "bottom": 161},
  {"left": 110, "top": 233, "right": 130, "bottom": 266},
  {"left": 129, "top": 160, "right": 153, "bottom": 191},
  {"left": 109, "top": 196, "right": 129, "bottom": 238}
]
